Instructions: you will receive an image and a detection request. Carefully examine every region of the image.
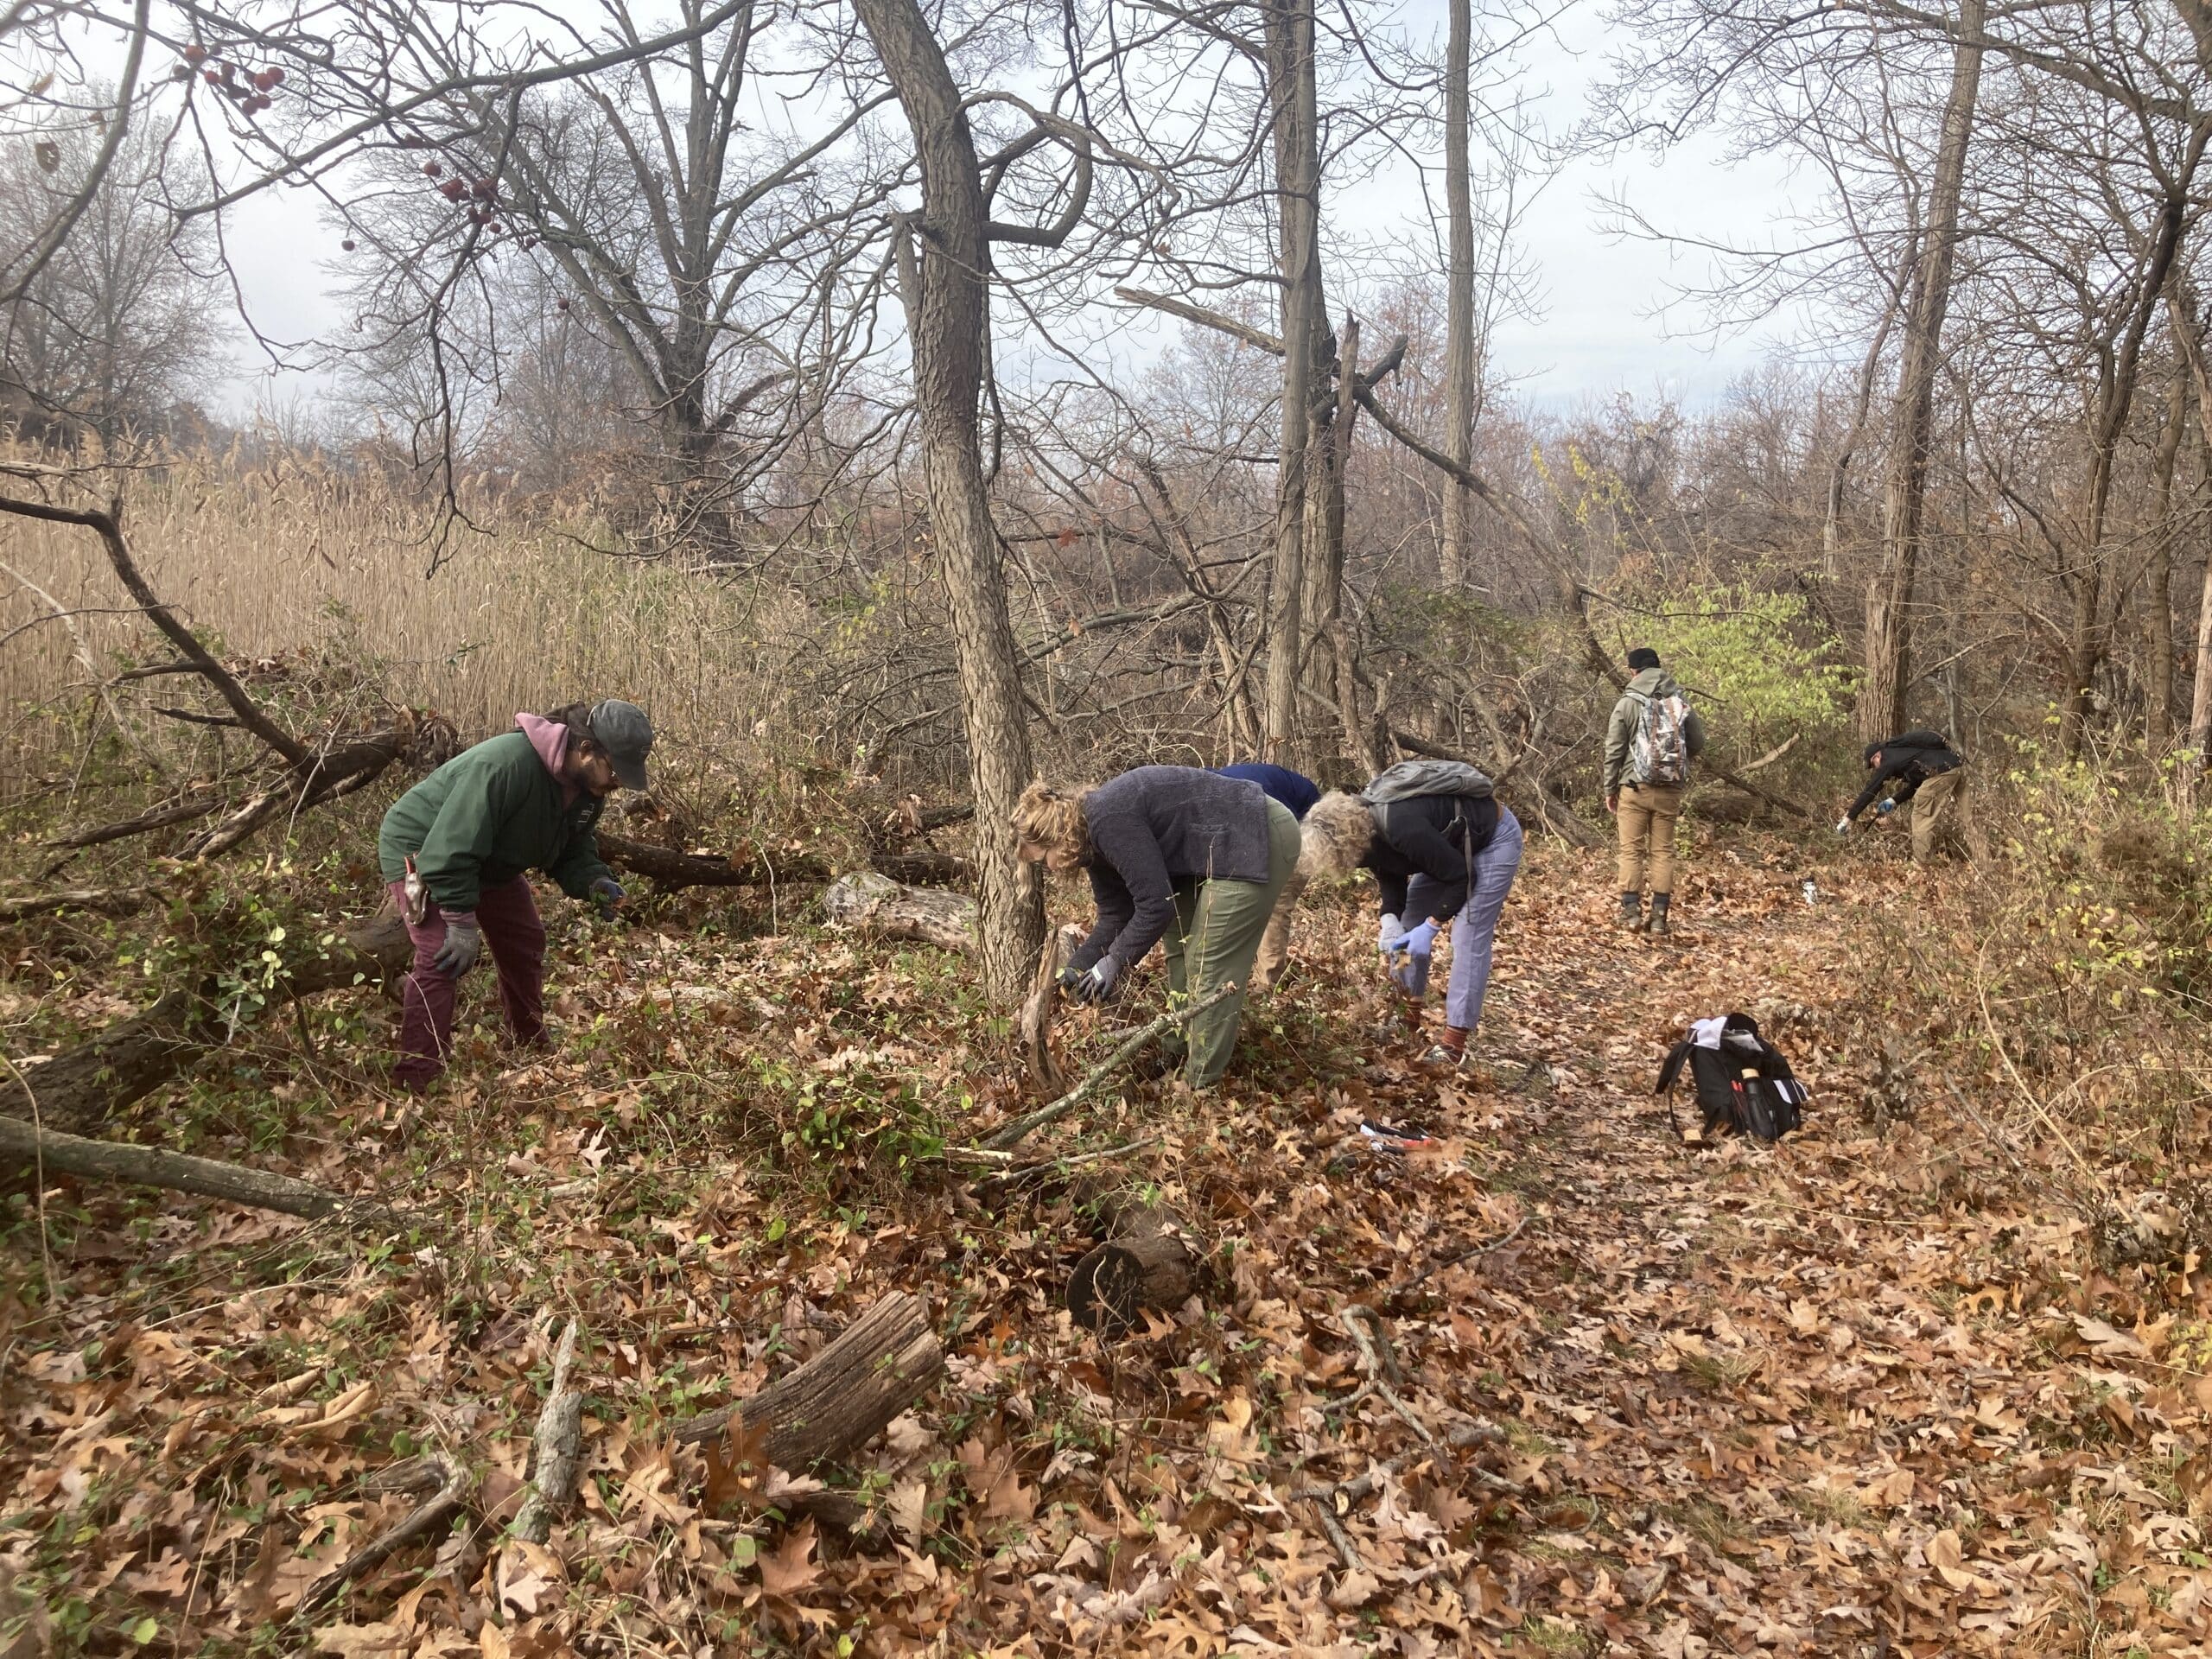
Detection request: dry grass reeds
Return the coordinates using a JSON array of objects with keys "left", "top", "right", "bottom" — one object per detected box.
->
[{"left": 0, "top": 447, "right": 829, "bottom": 779}]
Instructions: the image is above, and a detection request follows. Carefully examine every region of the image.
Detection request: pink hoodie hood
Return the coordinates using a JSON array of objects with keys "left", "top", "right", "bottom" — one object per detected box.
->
[{"left": 516, "top": 712, "right": 579, "bottom": 805}]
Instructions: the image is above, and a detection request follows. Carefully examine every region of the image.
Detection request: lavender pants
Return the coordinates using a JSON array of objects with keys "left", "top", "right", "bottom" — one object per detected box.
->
[{"left": 1400, "top": 806, "right": 1522, "bottom": 1033}]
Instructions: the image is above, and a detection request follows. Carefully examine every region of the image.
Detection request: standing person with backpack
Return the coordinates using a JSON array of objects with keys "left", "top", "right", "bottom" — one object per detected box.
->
[
  {"left": 1294, "top": 760, "right": 1522, "bottom": 1069},
  {"left": 1837, "top": 730, "right": 1979, "bottom": 863},
  {"left": 1603, "top": 647, "right": 1706, "bottom": 937}
]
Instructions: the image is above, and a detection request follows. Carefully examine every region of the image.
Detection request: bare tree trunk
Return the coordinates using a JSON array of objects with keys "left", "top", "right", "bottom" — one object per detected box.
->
[
  {"left": 1440, "top": 0, "right": 1477, "bottom": 588},
  {"left": 1859, "top": 0, "right": 1983, "bottom": 745},
  {"left": 1261, "top": 0, "right": 1324, "bottom": 764},
  {"left": 2063, "top": 194, "right": 2190, "bottom": 759},
  {"left": 854, "top": 0, "right": 1044, "bottom": 1002},
  {"left": 1305, "top": 315, "right": 1359, "bottom": 763},
  {"left": 2148, "top": 361, "right": 2188, "bottom": 749},
  {"left": 2173, "top": 291, "right": 2212, "bottom": 774},
  {"left": 1823, "top": 297, "right": 1904, "bottom": 580}
]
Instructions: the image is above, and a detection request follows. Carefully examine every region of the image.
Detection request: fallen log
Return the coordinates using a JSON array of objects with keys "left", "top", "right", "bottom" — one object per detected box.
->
[
  {"left": 302, "top": 1457, "right": 473, "bottom": 1612},
  {"left": 0, "top": 887, "right": 153, "bottom": 923},
  {"left": 599, "top": 832, "right": 836, "bottom": 890},
  {"left": 8, "top": 912, "right": 413, "bottom": 1137},
  {"left": 672, "top": 1292, "right": 944, "bottom": 1469},
  {"left": 823, "top": 871, "right": 977, "bottom": 952},
  {"left": 0, "top": 1116, "right": 404, "bottom": 1224},
  {"left": 1068, "top": 1205, "right": 1198, "bottom": 1338}
]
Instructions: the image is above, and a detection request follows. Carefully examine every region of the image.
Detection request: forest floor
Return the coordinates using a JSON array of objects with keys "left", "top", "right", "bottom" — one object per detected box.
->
[{"left": 2, "top": 836, "right": 2209, "bottom": 1658}]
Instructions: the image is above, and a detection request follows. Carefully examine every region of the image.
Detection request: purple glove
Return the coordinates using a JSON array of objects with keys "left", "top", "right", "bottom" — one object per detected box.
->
[{"left": 1382, "top": 918, "right": 1440, "bottom": 963}]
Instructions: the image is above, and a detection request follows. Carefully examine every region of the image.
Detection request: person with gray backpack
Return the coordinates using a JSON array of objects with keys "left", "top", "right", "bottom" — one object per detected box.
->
[
  {"left": 1603, "top": 647, "right": 1706, "bottom": 937},
  {"left": 1288, "top": 759, "right": 1522, "bottom": 1069}
]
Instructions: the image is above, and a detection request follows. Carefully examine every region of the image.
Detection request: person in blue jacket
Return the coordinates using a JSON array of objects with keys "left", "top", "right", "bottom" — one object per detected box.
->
[{"left": 1211, "top": 762, "right": 1321, "bottom": 820}]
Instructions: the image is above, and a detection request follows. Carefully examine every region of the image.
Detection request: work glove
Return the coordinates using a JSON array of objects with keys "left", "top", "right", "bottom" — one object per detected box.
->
[
  {"left": 1071, "top": 957, "right": 1121, "bottom": 1005},
  {"left": 590, "top": 875, "right": 626, "bottom": 910},
  {"left": 1834, "top": 817, "right": 1852, "bottom": 836},
  {"left": 1874, "top": 799, "right": 1897, "bottom": 817},
  {"left": 1376, "top": 913, "right": 1402, "bottom": 958},
  {"left": 431, "top": 915, "right": 482, "bottom": 977},
  {"left": 1382, "top": 918, "right": 1440, "bottom": 963}
]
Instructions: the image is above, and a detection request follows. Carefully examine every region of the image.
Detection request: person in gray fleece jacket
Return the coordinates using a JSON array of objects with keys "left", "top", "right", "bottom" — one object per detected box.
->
[{"left": 1013, "top": 766, "right": 1299, "bottom": 1088}]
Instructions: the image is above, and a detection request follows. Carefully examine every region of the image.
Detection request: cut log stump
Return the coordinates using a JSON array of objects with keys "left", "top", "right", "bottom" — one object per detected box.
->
[
  {"left": 672, "top": 1292, "right": 944, "bottom": 1468},
  {"left": 1018, "top": 922, "right": 1088, "bottom": 1093},
  {"left": 1068, "top": 1206, "right": 1198, "bottom": 1338},
  {"left": 823, "top": 872, "right": 976, "bottom": 953}
]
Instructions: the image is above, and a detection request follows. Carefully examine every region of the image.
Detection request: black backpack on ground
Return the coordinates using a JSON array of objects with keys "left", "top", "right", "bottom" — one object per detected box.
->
[{"left": 1655, "top": 1013, "right": 1808, "bottom": 1144}]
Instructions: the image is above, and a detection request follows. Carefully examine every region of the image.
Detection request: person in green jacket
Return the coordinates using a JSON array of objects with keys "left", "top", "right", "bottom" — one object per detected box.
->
[{"left": 378, "top": 700, "right": 653, "bottom": 1088}]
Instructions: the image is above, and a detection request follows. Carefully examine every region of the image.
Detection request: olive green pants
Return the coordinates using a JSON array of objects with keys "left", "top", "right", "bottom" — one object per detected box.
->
[{"left": 1160, "top": 800, "right": 1301, "bottom": 1088}]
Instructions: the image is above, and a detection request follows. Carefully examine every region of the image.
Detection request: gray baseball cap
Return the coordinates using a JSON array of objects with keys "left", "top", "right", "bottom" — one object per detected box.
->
[{"left": 588, "top": 699, "right": 653, "bottom": 791}]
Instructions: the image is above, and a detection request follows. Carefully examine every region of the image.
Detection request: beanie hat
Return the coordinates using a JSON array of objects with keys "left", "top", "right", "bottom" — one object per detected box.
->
[{"left": 1625, "top": 647, "right": 1661, "bottom": 672}]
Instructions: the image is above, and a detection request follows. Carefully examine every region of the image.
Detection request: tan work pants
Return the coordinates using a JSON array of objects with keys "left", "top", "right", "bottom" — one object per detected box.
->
[
  {"left": 1909, "top": 767, "right": 1979, "bottom": 863},
  {"left": 1617, "top": 782, "right": 1687, "bottom": 895}
]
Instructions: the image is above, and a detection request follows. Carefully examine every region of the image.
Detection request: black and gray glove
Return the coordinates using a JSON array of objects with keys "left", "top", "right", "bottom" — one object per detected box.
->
[{"left": 431, "top": 916, "right": 482, "bottom": 976}]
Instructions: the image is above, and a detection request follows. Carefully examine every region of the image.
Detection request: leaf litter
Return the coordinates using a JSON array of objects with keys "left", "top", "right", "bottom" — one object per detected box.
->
[{"left": 1, "top": 843, "right": 2207, "bottom": 1656}]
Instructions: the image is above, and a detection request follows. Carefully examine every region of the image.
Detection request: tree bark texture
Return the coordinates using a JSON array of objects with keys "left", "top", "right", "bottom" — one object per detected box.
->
[
  {"left": 854, "top": 0, "right": 1044, "bottom": 1005},
  {"left": 1859, "top": 0, "right": 1983, "bottom": 746},
  {"left": 1067, "top": 1205, "right": 1197, "bottom": 1338},
  {"left": 673, "top": 1291, "right": 944, "bottom": 1467},
  {"left": 823, "top": 870, "right": 977, "bottom": 952},
  {"left": 2168, "top": 288, "right": 2212, "bottom": 768},
  {"left": 1261, "top": 0, "right": 1324, "bottom": 764},
  {"left": 1440, "top": 0, "right": 1478, "bottom": 589}
]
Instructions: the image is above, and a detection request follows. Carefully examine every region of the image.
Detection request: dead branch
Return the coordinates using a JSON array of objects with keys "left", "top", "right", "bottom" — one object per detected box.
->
[
  {"left": 672, "top": 1292, "right": 944, "bottom": 1468},
  {"left": 513, "top": 1320, "right": 584, "bottom": 1545},
  {"left": 302, "top": 1457, "right": 473, "bottom": 1611},
  {"left": 0, "top": 887, "right": 152, "bottom": 923},
  {"left": 0, "top": 1115, "right": 410, "bottom": 1224},
  {"left": 1018, "top": 922, "right": 1086, "bottom": 1092},
  {"left": 979, "top": 980, "right": 1243, "bottom": 1151}
]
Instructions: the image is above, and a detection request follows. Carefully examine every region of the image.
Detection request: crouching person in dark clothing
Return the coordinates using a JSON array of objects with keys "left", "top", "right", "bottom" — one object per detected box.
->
[
  {"left": 1013, "top": 766, "right": 1300, "bottom": 1089},
  {"left": 1298, "top": 779, "right": 1522, "bottom": 1068},
  {"left": 377, "top": 699, "right": 652, "bottom": 1088},
  {"left": 1837, "top": 729, "right": 1981, "bottom": 863}
]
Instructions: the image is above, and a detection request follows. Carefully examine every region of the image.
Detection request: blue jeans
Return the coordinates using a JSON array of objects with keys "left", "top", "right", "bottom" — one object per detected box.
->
[{"left": 1402, "top": 806, "right": 1522, "bottom": 1033}]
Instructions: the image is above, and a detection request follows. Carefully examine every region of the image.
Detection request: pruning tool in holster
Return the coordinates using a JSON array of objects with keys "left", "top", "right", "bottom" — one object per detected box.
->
[{"left": 401, "top": 855, "right": 429, "bottom": 926}]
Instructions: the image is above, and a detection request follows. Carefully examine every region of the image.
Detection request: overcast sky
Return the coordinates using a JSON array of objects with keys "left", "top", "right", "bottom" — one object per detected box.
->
[{"left": 214, "top": 0, "right": 1809, "bottom": 426}]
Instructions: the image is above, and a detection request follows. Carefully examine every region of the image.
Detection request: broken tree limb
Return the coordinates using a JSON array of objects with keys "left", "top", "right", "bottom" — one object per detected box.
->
[
  {"left": 672, "top": 1292, "right": 944, "bottom": 1468},
  {"left": 0, "top": 887, "right": 152, "bottom": 924},
  {"left": 513, "top": 1320, "right": 584, "bottom": 1546},
  {"left": 10, "top": 912, "right": 413, "bottom": 1137},
  {"left": 302, "top": 1458, "right": 473, "bottom": 1612},
  {"left": 981, "top": 981, "right": 1243, "bottom": 1151},
  {"left": 51, "top": 791, "right": 223, "bottom": 849},
  {"left": 0, "top": 1115, "right": 404, "bottom": 1223},
  {"left": 1068, "top": 1205, "right": 1198, "bottom": 1337},
  {"left": 823, "top": 871, "right": 977, "bottom": 951},
  {"left": 1018, "top": 922, "right": 1087, "bottom": 1092}
]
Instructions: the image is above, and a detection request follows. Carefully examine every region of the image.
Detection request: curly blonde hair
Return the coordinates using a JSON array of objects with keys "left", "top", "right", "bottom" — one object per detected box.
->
[
  {"left": 1299, "top": 791, "right": 1376, "bottom": 879},
  {"left": 1012, "top": 780, "right": 1092, "bottom": 872}
]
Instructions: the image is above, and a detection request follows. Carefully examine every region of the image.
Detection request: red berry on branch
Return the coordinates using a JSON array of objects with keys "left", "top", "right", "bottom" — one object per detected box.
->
[
  {"left": 423, "top": 161, "right": 442, "bottom": 178},
  {"left": 266, "top": 67, "right": 285, "bottom": 86},
  {"left": 341, "top": 238, "right": 357, "bottom": 251},
  {"left": 172, "top": 64, "right": 192, "bottom": 80},
  {"left": 219, "top": 60, "right": 235, "bottom": 81},
  {"left": 440, "top": 179, "right": 465, "bottom": 201},
  {"left": 204, "top": 69, "right": 221, "bottom": 85},
  {"left": 556, "top": 298, "right": 569, "bottom": 311},
  {"left": 252, "top": 69, "right": 276, "bottom": 91},
  {"left": 183, "top": 43, "right": 207, "bottom": 64}
]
